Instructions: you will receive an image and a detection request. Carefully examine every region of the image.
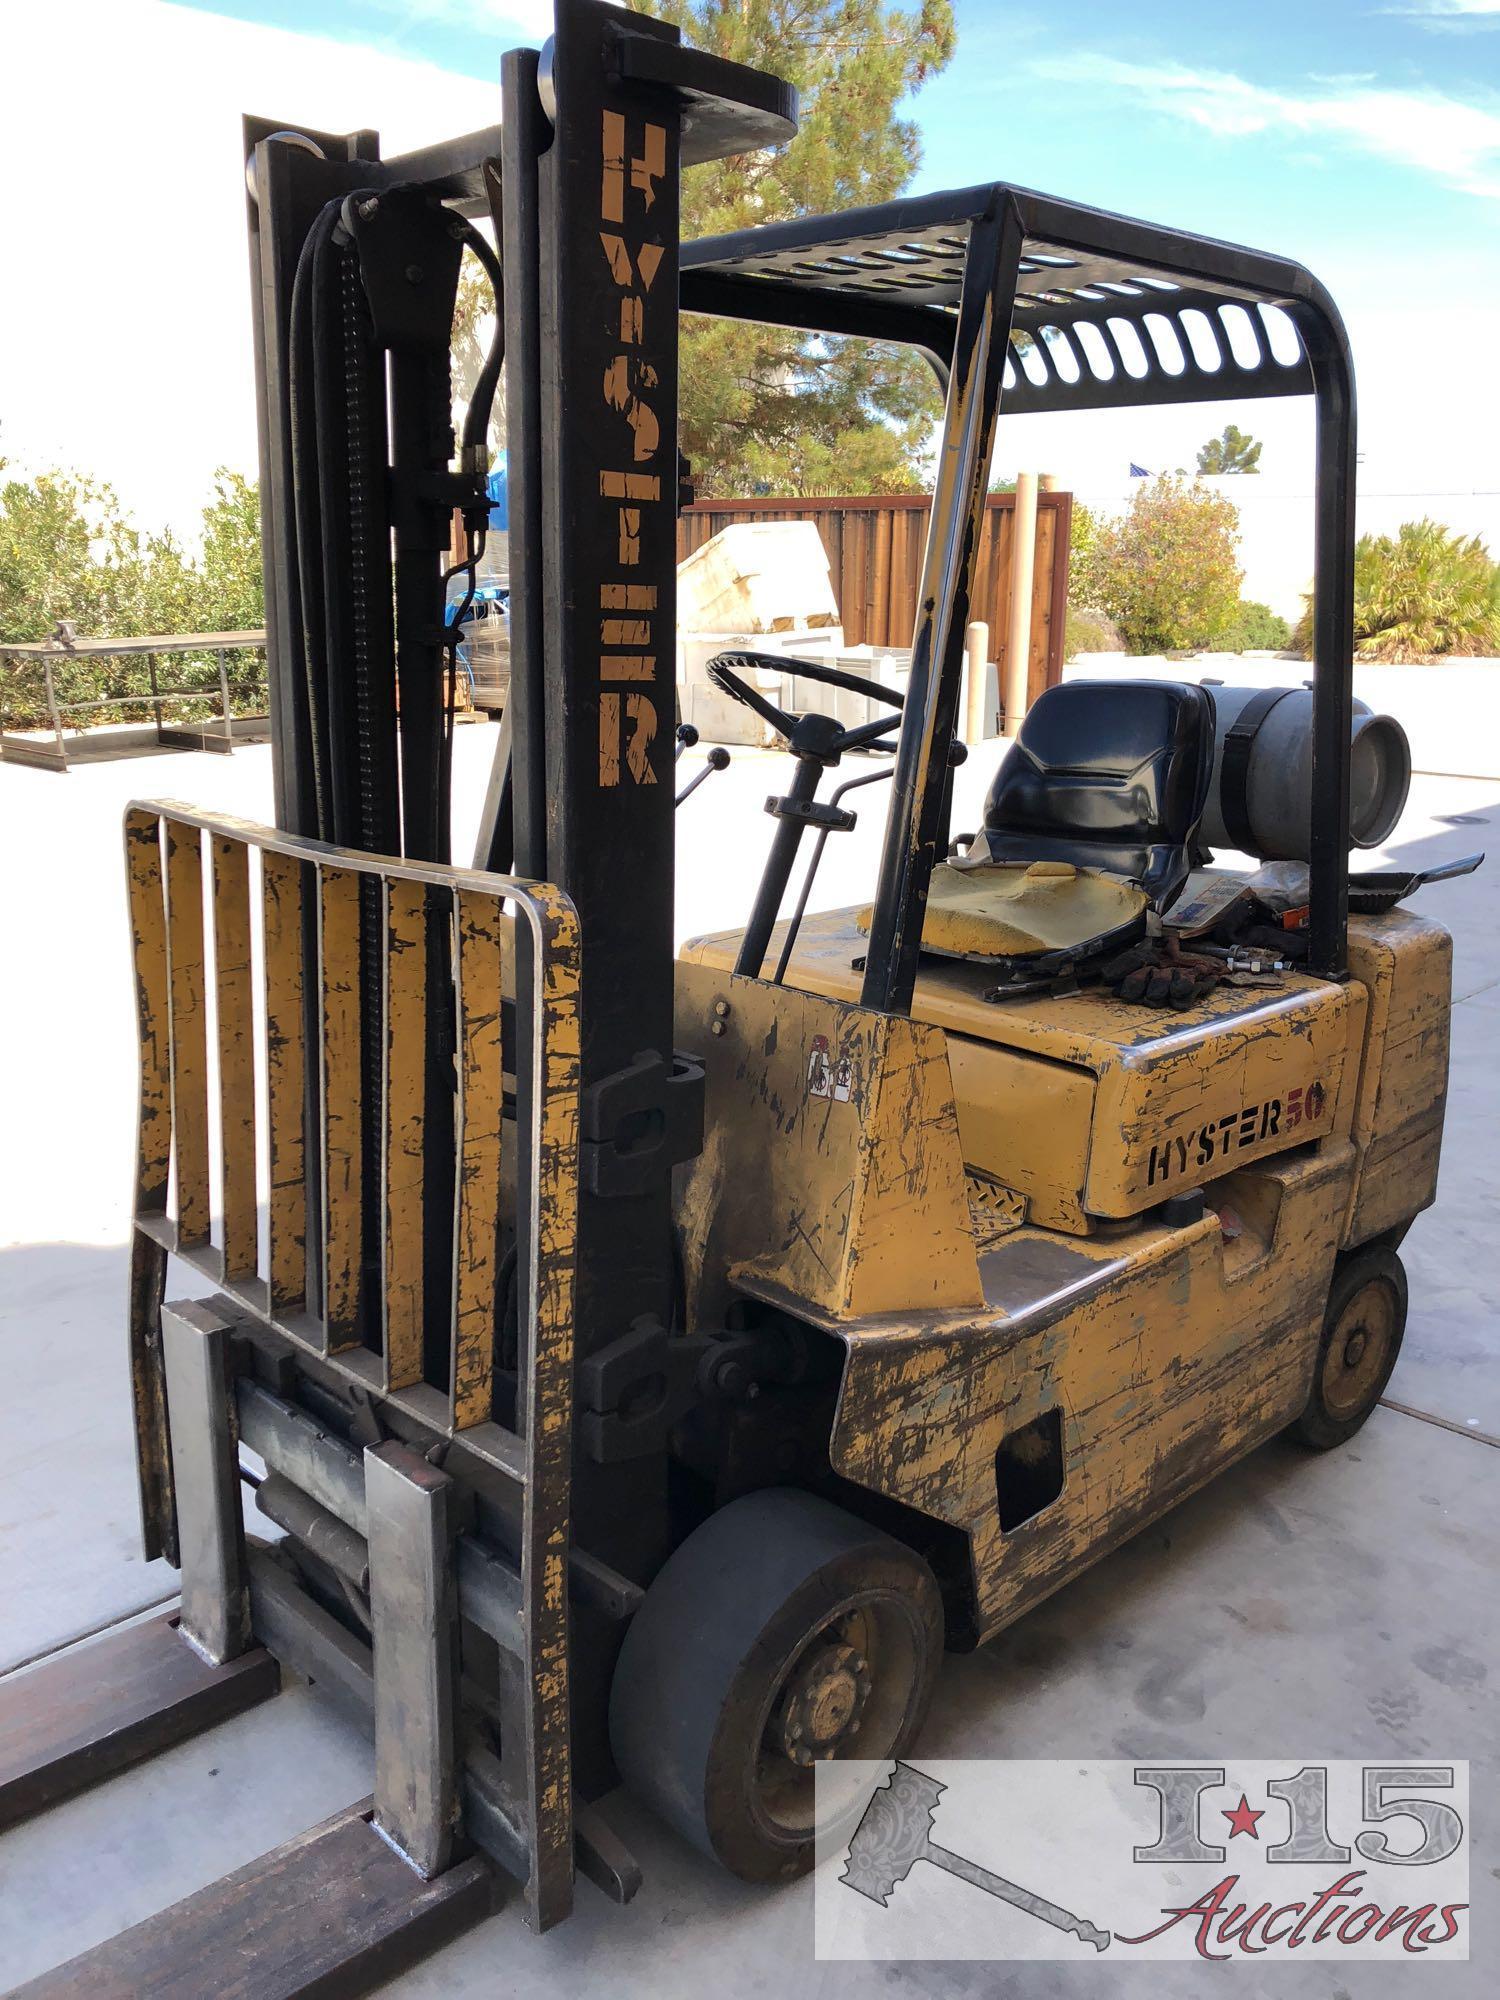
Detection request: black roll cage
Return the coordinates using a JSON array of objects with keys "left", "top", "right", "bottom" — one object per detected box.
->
[{"left": 682, "top": 181, "right": 1357, "bottom": 1003}]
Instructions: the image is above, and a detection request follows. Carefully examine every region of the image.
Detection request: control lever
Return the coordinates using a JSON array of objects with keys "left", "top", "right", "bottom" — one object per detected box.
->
[
  {"left": 675, "top": 722, "right": 700, "bottom": 763},
  {"left": 676, "top": 746, "right": 730, "bottom": 807},
  {"left": 770, "top": 763, "right": 893, "bottom": 984},
  {"left": 772, "top": 736, "right": 967, "bottom": 985}
]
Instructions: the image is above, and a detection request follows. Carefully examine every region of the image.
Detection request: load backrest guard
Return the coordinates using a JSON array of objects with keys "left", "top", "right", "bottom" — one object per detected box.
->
[{"left": 124, "top": 799, "right": 582, "bottom": 1922}]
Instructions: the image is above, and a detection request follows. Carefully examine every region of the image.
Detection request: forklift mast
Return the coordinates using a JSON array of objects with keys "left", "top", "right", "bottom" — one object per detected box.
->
[
  {"left": 105, "top": 0, "right": 796, "bottom": 1939},
  {"left": 245, "top": 0, "right": 796, "bottom": 1583}
]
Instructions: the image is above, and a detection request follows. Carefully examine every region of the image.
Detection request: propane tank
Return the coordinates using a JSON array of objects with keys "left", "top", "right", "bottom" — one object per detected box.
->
[{"left": 1200, "top": 684, "right": 1411, "bottom": 860}]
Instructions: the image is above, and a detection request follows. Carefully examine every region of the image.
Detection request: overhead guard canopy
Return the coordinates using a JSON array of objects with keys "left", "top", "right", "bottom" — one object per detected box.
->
[
  {"left": 681, "top": 183, "right": 1325, "bottom": 414},
  {"left": 683, "top": 181, "right": 1356, "bottom": 993}
]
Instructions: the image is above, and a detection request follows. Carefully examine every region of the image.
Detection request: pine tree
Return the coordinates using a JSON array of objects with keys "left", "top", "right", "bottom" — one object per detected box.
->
[
  {"left": 631, "top": 0, "right": 956, "bottom": 496},
  {"left": 1196, "top": 424, "right": 1262, "bottom": 475}
]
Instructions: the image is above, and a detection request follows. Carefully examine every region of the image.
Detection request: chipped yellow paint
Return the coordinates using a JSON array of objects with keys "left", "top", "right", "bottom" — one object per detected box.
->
[
  {"left": 164, "top": 820, "right": 210, "bottom": 1248},
  {"left": 261, "top": 849, "right": 307, "bottom": 1312},
  {"left": 382, "top": 878, "right": 428, "bottom": 1391},
  {"left": 123, "top": 808, "right": 175, "bottom": 1559},
  {"left": 121, "top": 781, "right": 586, "bottom": 1929},
  {"left": 519, "top": 879, "right": 582, "bottom": 1442},
  {"left": 827, "top": 1141, "right": 1350, "bottom": 1639},
  {"left": 125, "top": 810, "right": 172, "bottom": 1218},
  {"left": 318, "top": 866, "right": 364, "bottom": 1351},
  {"left": 514, "top": 876, "right": 581, "bottom": 1921},
  {"left": 681, "top": 887, "right": 1457, "bottom": 1646},
  {"left": 452, "top": 890, "right": 505, "bottom": 1428},
  {"left": 120, "top": 778, "right": 1454, "bottom": 1926},
  {"left": 1084, "top": 981, "right": 1355, "bottom": 1213},
  {"left": 686, "top": 907, "right": 1355, "bottom": 1226},
  {"left": 1344, "top": 910, "right": 1452, "bottom": 1246},
  {"left": 857, "top": 860, "right": 1144, "bottom": 961},
  {"left": 211, "top": 835, "right": 258, "bottom": 1278},
  {"left": 675, "top": 961, "right": 982, "bottom": 1329},
  {"left": 946, "top": 1038, "right": 1095, "bottom": 1232}
]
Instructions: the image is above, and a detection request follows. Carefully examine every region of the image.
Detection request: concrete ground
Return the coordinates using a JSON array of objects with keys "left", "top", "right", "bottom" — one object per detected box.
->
[{"left": 0, "top": 720, "right": 1495, "bottom": 1996}]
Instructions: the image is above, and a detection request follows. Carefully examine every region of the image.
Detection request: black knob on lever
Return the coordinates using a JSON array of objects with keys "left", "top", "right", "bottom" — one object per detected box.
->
[
  {"left": 676, "top": 745, "right": 731, "bottom": 807},
  {"left": 675, "top": 721, "right": 700, "bottom": 761}
]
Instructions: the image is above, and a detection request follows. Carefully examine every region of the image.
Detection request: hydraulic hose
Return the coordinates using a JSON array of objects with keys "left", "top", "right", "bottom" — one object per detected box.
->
[{"left": 451, "top": 217, "right": 505, "bottom": 460}]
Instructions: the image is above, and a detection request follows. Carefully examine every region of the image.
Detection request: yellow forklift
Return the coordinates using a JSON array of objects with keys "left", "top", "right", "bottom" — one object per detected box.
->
[{"left": 1, "top": 0, "right": 1475, "bottom": 1988}]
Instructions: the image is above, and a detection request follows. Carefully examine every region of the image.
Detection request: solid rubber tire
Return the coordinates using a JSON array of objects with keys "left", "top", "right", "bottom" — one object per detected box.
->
[{"left": 609, "top": 1487, "right": 943, "bottom": 1882}]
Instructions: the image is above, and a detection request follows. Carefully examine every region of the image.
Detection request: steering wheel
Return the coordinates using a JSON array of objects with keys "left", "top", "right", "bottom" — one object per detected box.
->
[{"left": 705, "top": 649, "right": 904, "bottom": 753}]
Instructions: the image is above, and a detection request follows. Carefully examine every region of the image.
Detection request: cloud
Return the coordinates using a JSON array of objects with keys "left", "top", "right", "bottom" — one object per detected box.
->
[
  {"left": 1381, "top": 1, "right": 1500, "bottom": 29},
  {"left": 1034, "top": 54, "right": 1500, "bottom": 200}
]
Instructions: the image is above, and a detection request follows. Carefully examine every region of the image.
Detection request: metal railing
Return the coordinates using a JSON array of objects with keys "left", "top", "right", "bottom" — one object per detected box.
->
[{"left": 0, "top": 631, "right": 269, "bottom": 770}]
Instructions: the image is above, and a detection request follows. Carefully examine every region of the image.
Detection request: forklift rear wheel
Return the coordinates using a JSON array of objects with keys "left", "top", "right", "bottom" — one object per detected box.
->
[
  {"left": 609, "top": 1488, "right": 943, "bottom": 1883},
  {"left": 1293, "top": 1246, "right": 1407, "bottom": 1450}
]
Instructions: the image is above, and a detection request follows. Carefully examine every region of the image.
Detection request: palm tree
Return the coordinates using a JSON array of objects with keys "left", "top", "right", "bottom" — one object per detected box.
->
[
  {"left": 1354, "top": 521, "right": 1500, "bottom": 660},
  {"left": 1294, "top": 520, "right": 1500, "bottom": 661}
]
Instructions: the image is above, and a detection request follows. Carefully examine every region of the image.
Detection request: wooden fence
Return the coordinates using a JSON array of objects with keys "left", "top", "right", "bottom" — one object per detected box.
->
[{"left": 677, "top": 489, "right": 1073, "bottom": 708}]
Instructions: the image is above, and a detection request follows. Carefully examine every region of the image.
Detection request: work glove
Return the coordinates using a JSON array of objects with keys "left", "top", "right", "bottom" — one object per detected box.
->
[{"left": 1099, "top": 944, "right": 1219, "bottom": 1011}]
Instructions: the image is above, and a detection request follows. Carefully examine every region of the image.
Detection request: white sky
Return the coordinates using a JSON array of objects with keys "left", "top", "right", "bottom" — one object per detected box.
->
[
  {"left": 0, "top": 1, "right": 498, "bottom": 535},
  {"left": 1, "top": 0, "right": 1497, "bottom": 562}
]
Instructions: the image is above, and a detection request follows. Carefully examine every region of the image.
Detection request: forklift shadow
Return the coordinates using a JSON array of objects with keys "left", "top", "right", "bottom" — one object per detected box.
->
[
  {"left": 1367, "top": 786, "right": 1496, "bottom": 878},
  {"left": 1371, "top": 787, "right": 1498, "bottom": 990}
]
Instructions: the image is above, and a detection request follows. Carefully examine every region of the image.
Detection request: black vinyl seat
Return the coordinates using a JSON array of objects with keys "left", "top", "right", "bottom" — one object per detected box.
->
[{"left": 971, "top": 680, "right": 1217, "bottom": 910}]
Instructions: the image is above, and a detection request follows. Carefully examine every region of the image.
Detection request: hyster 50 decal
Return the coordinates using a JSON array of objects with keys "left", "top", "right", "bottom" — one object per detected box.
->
[{"left": 1145, "top": 1081, "right": 1326, "bottom": 1188}]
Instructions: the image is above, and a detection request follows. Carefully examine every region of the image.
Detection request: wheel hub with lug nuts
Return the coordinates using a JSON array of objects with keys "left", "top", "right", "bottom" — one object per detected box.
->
[
  {"left": 1321, "top": 1276, "right": 1398, "bottom": 1421},
  {"left": 779, "top": 1641, "right": 873, "bottom": 1766}
]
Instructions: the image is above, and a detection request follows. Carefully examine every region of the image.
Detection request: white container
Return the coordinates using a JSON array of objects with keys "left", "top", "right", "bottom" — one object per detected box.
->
[
  {"left": 678, "top": 680, "right": 757, "bottom": 746},
  {"left": 676, "top": 625, "right": 849, "bottom": 745},
  {"left": 677, "top": 522, "right": 840, "bottom": 635},
  {"left": 787, "top": 646, "right": 916, "bottom": 738}
]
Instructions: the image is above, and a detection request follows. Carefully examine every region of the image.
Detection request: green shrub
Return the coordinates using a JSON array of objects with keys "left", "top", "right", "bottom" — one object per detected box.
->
[
  {"left": 0, "top": 465, "right": 265, "bottom": 730},
  {"left": 1218, "top": 600, "right": 1291, "bottom": 653},
  {"left": 1090, "top": 475, "right": 1242, "bottom": 654},
  {"left": 0, "top": 467, "right": 144, "bottom": 643},
  {"left": 1361, "top": 520, "right": 1497, "bottom": 660},
  {"left": 1292, "top": 520, "right": 1500, "bottom": 661},
  {"left": 1065, "top": 606, "right": 1124, "bottom": 656},
  {"left": 1068, "top": 498, "right": 1105, "bottom": 611}
]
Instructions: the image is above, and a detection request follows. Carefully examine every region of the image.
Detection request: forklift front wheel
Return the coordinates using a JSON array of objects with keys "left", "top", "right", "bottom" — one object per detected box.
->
[
  {"left": 1292, "top": 1246, "right": 1407, "bottom": 1450},
  {"left": 609, "top": 1488, "right": 943, "bottom": 1883}
]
